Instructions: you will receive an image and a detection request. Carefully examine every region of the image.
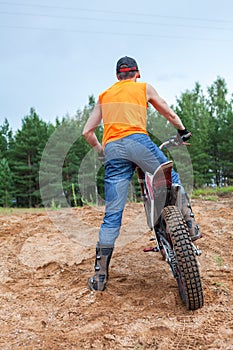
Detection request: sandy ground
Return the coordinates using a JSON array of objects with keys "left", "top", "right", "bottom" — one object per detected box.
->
[{"left": 0, "top": 196, "right": 233, "bottom": 350}]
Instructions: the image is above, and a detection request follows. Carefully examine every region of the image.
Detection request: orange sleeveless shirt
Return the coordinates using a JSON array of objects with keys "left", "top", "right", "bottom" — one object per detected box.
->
[{"left": 99, "top": 80, "right": 148, "bottom": 146}]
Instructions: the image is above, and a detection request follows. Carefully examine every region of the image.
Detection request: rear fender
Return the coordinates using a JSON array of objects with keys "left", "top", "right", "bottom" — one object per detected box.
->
[
  {"left": 170, "top": 184, "right": 182, "bottom": 211},
  {"left": 145, "top": 173, "right": 155, "bottom": 227},
  {"left": 146, "top": 161, "right": 173, "bottom": 226},
  {"left": 152, "top": 161, "right": 173, "bottom": 190}
]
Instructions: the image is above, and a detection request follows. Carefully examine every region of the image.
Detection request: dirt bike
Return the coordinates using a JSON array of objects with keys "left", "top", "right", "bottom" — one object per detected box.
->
[{"left": 136, "top": 135, "right": 204, "bottom": 310}]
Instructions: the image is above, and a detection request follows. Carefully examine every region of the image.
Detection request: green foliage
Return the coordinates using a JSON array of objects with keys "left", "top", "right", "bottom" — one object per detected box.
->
[
  {"left": 39, "top": 95, "right": 98, "bottom": 208},
  {"left": 207, "top": 78, "right": 232, "bottom": 186},
  {"left": 175, "top": 82, "right": 211, "bottom": 187},
  {"left": 51, "top": 198, "right": 61, "bottom": 210},
  {"left": 0, "top": 158, "right": 14, "bottom": 207},
  {"left": 62, "top": 96, "right": 99, "bottom": 206},
  {"left": 215, "top": 255, "right": 223, "bottom": 267},
  {"left": 0, "top": 120, "right": 15, "bottom": 206},
  {"left": 174, "top": 78, "right": 233, "bottom": 187},
  {"left": 8, "top": 108, "right": 54, "bottom": 207},
  {"left": 71, "top": 183, "right": 78, "bottom": 207},
  {"left": 192, "top": 186, "right": 233, "bottom": 198},
  {"left": 0, "top": 118, "right": 13, "bottom": 158}
]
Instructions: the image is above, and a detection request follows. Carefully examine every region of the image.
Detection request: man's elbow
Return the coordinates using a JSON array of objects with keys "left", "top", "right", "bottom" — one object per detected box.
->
[
  {"left": 82, "top": 125, "right": 88, "bottom": 137},
  {"left": 82, "top": 129, "right": 92, "bottom": 141}
]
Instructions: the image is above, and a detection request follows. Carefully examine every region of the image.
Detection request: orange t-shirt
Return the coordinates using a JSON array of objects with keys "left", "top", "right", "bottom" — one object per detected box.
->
[{"left": 99, "top": 80, "right": 148, "bottom": 146}]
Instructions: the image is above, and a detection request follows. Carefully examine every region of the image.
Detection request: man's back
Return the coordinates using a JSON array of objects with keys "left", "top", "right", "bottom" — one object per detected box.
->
[{"left": 99, "top": 80, "right": 148, "bottom": 145}]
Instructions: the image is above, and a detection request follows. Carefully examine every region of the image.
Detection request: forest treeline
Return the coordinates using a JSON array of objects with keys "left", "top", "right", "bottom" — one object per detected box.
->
[{"left": 0, "top": 77, "right": 232, "bottom": 207}]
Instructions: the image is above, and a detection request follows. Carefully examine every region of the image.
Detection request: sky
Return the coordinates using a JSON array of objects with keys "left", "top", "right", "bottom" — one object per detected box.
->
[{"left": 1, "top": 0, "right": 233, "bottom": 132}]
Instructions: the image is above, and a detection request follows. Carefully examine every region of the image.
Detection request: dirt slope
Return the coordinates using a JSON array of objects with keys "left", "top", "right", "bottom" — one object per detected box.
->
[{"left": 0, "top": 197, "right": 232, "bottom": 350}]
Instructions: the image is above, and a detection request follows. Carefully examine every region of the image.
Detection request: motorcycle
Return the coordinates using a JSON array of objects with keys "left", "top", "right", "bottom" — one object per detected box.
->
[{"left": 136, "top": 135, "right": 204, "bottom": 310}]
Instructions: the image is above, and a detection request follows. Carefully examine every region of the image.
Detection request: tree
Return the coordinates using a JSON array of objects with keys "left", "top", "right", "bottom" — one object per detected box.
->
[
  {"left": 0, "top": 119, "right": 15, "bottom": 205},
  {"left": 39, "top": 96, "right": 100, "bottom": 208},
  {"left": 0, "top": 158, "right": 14, "bottom": 207},
  {"left": 175, "top": 83, "right": 212, "bottom": 187},
  {"left": 9, "top": 108, "right": 53, "bottom": 207},
  {"left": 0, "top": 118, "right": 13, "bottom": 158},
  {"left": 65, "top": 95, "right": 104, "bottom": 205},
  {"left": 207, "top": 77, "right": 233, "bottom": 186}
]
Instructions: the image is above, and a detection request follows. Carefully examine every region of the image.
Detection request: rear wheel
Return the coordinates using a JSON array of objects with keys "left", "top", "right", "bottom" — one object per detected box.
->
[{"left": 161, "top": 205, "right": 204, "bottom": 310}]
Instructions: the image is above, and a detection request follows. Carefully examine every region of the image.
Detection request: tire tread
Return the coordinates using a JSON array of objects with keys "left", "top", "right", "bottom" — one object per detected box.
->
[{"left": 162, "top": 205, "right": 204, "bottom": 310}]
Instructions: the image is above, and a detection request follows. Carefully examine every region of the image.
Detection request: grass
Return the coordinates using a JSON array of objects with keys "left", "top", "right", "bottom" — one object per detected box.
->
[
  {"left": 204, "top": 195, "right": 219, "bottom": 201},
  {"left": 0, "top": 207, "right": 46, "bottom": 216},
  {"left": 192, "top": 186, "right": 233, "bottom": 199},
  {"left": 213, "top": 281, "right": 227, "bottom": 290},
  {"left": 134, "top": 345, "right": 142, "bottom": 350},
  {"left": 215, "top": 255, "right": 223, "bottom": 267},
  {"left": 212, "top": 281, "right": 228, "bottom": 293}
]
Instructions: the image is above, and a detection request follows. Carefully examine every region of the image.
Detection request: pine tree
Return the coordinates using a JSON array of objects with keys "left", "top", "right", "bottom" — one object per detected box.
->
[
  {"left": 0, "top": 118, "right": 13, "bottom": 158},
  {"left": 69, "top": 95, "right": 104, "bottom": 205},
  {"left": 207, "top": 77, "right": 233, "bottom": 186},
  {"left": 0, "top": 119, "right": 15, "bottom": 205},
  {"left": 175, "top": 83, "right": 211, "bottom": 188},
  {"left": 0, "top": 158, "right": 14, "bottom": 207},
  {"left": 9, "top": 108, "right": 53, "bottom": 207},
  {"left": 39, "top": 96, "right": 97, "bottom": 208}
]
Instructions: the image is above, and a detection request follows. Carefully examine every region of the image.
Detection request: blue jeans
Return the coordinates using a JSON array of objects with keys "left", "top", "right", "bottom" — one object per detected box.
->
[{"left": 99, "top": 133, "right": 183, "bottom": 246}]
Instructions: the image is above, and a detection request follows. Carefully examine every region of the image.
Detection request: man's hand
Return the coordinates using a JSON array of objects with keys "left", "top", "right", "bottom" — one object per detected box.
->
[{"left": 178, "top": 128, "right": 192, "bottom": 142}]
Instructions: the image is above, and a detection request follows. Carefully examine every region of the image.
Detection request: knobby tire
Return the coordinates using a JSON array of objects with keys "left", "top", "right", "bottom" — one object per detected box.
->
[{"left": 162, "top": 205, "right": 204, "bottom": 310}]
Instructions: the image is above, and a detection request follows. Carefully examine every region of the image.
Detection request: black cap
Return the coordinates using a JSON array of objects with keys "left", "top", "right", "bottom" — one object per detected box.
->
[{"left": 116, "top": 56, "right": 140, "bottom": 74}]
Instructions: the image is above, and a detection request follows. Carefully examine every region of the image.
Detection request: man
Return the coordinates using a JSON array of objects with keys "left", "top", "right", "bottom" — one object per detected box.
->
[{"left": 83, "top": 56, "right": 200, "bottom": 292}]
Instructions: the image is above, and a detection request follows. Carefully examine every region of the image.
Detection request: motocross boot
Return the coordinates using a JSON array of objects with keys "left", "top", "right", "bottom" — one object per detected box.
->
[
  {"left": 182, "top": 193, "right": 201, "bottom": 241},
  {"left": 88, "top": 242, "right": 113, "bottom": 291}
]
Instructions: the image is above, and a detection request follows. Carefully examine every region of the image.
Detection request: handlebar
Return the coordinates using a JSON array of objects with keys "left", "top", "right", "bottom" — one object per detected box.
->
[{"left": 159, "top": 135, "right": 190, "bottom": 151}]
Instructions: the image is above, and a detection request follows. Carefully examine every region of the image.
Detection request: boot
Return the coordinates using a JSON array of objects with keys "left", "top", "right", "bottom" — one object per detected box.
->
[
  {"left": 88, "top": 242, "right": 113, "bottom": 291},
  {"left": 182, "top": 193, "right": 201, "bottom": 241}
]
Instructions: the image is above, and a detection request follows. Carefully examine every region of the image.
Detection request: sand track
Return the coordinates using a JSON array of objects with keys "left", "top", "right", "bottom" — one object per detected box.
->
[{"left": 0, "top": 197, "right": 232, "bottom": 349}]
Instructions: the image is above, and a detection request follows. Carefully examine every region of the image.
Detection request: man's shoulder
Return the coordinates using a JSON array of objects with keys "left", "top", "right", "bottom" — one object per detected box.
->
[{"left": 99, "top": 81, "right": 118, "bottom": 96}]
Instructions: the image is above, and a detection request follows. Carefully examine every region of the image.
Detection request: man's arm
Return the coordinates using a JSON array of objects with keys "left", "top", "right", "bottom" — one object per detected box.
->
[
  {"left": 146, "top": 83, "right": 185, "bottom": 130},
  {"left": 82, "top": 99, "right": 103, "bottom": 153}
]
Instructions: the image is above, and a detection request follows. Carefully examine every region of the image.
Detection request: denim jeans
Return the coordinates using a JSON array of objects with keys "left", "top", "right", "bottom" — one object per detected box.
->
[{"left": 99, "top": 133, "right": 183, "bottom": 246}]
